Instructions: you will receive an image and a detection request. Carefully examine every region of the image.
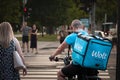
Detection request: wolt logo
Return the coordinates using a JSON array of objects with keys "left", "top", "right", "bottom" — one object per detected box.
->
[
  {"left": 75, "top": 44, "right": 83, "bottom": 51},
  {"left": 91, "top": 50, "right": 107, "bottom": 59}
]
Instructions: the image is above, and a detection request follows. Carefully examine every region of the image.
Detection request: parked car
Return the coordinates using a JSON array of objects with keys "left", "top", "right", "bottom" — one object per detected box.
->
[
  {"left": 94, "top": 30, "right": 113, "bottom": 41},
  {"left": 109, "top": 28, "right": 117, "bottom": 45}
]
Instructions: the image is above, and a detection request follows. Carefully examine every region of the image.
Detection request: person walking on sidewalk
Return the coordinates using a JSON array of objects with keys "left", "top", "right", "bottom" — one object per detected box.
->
[
  {"left": 49, "top": 19, "right": 98, "bottom": 80},
  {"left": 30, "top": 24, "right": 38, "bottom": 54},
  {"left": 0, "top": 22, "right": 27, "bottom": 80},
  {"left": 20, "top": 22, "right": 31, "bottom": 53},
  {"left": 58, "top": 26, "right": 66, "bottom": 44}
]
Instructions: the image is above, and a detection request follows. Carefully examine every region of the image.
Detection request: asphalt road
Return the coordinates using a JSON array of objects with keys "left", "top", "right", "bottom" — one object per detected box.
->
[
  {"left": 21, "top": 41, "right": 117, "bottom": 80},
  {"left": 107, "top": 45, "right": 116, "bottom": 80}
]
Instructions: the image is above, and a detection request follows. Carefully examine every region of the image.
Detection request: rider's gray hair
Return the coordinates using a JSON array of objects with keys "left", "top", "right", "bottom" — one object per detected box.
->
[{"left": 71, "top": 19, "right": 83, "bottom": 28}]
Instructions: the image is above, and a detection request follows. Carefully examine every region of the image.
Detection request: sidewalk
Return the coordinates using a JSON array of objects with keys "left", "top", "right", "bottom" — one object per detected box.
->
[
  {"left": 22, "top": 41, "right": 65, "bottom": 68},
  {"left": 15, "top": 34, "right": 65, "bottom": 68},
  {"left": 20, "top": 40, "right": 116, "bottom": 69}
]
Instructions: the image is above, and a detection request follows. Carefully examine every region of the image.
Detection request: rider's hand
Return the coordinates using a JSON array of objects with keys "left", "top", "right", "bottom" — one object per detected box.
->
[{"left": 49, "top": 55, "right": 55, "bottom": 61}]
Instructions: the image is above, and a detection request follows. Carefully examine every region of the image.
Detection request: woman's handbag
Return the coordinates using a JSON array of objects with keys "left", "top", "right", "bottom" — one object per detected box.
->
[{"left": 13, "top": 51, "right": 26, "bottom": 69}]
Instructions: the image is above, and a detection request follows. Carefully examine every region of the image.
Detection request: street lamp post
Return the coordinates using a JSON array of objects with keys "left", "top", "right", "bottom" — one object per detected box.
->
[
  {"left": 91, "top": 0, "right": 96, "bottom": 34},
  {"left": 22, "top": 0, "right": 28, "bottom": 23},
  {"left": 80, "top": 0, "right": 96, "bottom": 34},
  {"left": 116, "top": 0, "right": 120, "bottom": 80}
]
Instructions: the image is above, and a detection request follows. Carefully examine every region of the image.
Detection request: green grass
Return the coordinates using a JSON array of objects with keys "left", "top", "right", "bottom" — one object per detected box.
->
[
  {"left": 37, "top": 34, "right": 58, "bottom": 41},
  {"left": 16, "top": 34, "right": 58, "bottom": 41}
]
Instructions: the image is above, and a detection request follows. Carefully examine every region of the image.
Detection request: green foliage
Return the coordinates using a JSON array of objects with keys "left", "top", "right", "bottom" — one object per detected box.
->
[
  {"left": 37, "top": 34, "right": 58, "bottom": 41},
  {"left": 96, "top": 0, "right": 117, "bottom": 23},
  {"left": 66, "top": 5, "right": 88, "bottom": 24},
  {"left": 26, "top": 0, "right": 89, "bottom": 35},
  {"left": 27, "top": 0, "right": 70, "bottom": 26},
  {"left": 0, "top": 0, "right": 118, "bottom": 28},
  {"left": 0, "top": 0, "right": 22, "bottom": 23}
]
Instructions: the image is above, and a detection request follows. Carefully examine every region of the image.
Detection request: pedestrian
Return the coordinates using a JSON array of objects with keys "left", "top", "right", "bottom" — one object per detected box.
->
[
  {"left": 0, "top": 22, "right": 27, "bottom": 80},
  {"left": 30, "top": 24, "right": 38, "bottom": 54},
  {"left": 49, "top": 19, "right": 98, "bottom": 80},
  {"left": 20, "top": 22, "right": 31, "bottom": 53},
  {"left": 58, "top": 26, "right": 66, "bottom": 44}
]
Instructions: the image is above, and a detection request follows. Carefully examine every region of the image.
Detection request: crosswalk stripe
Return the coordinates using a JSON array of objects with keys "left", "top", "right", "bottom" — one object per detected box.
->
[
  {"left": 21, "top": 75, "right": 57, "bottom": 78},
  {"left": 20, "top": 68, "right": 110, "bottom": 80},
  {"left": 20, "top": 72, "right": 57, "bottom": 75},
  {"left": 21, "top": 69, "right": 59, "bottom": 72},
  {"left": 98, "top": 76, "right": 110, "bottom": 78}
]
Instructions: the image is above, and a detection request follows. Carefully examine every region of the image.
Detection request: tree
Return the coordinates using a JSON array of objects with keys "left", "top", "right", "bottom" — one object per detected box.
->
[
  {"left": 26, "top": 0, "right": 88, "bottom": 34},
  {"left": 0, "top": 0, "right": 23, "bottom": 32},
  {"left": 26, "top": 0, "right": 118, "bottom": 34},
  {"left": 96, "top": 0, "right": 117, "bottom": 23},
  {"left": 0, "top": 0, "right": 22, "bottom": 23}
]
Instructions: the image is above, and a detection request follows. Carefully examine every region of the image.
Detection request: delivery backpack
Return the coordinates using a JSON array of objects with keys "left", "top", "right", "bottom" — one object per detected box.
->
[{"left": 72, "top": 33, "right": 112, "bottom": 70}]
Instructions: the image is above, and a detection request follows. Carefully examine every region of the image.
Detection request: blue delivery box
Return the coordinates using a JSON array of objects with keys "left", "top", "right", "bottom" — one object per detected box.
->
[{"left": 73, "top": 34, "right": 112, "bottom": 70}]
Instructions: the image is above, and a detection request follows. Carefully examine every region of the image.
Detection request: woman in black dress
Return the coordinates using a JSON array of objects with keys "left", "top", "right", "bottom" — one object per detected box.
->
[{"left": 30, "top": 24, "right": 38, "bottom": 54}]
